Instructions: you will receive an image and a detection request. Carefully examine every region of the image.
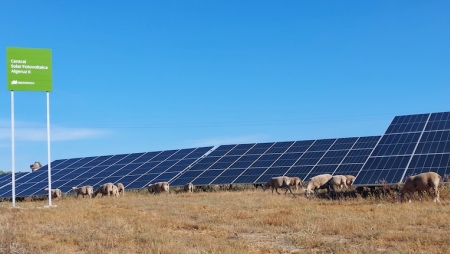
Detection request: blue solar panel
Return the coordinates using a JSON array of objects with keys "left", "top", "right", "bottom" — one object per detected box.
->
[
  {"left": 0, "top": 146, "right": 213, "bottom": 198},
  {"left": 286, "top": 141, "right": 313, "bottom": 153},
  {"left": 5, "top": 111, "right": 450, "bottom": 198},
  {"left": 306, "top": 139, "right": 336, "bottom": 152},
  {"left": 385, "top": 113, "right": 429, "bottom": 134},
  {"left": 355, "top": 112, "right": 450, "bottom": 185},
  {"left": 52, "top": 158, "right": 83, "bottom": 170},
  {"left": 110, "top": 153, "right": 144, "bottom": 165},
  {"left": 182, "top": 136, "right": 375, "bottom": 186}
]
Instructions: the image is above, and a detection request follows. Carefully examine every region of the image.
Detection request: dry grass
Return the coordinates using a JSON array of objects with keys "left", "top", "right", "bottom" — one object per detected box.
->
[{"left": 0, "top": 186, "right": 449, "bottom": 254}]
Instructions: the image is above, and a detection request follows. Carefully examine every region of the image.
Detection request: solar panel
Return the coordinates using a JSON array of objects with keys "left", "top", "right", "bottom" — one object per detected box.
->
[
  {"left": 171, "top": 136, "right": 380, "bottom": 187},
  {"left": 0, "top": 146, "right": 213, "bottom": 198},
  {"left": 354, "top": 111, "right": 450, "bottom": 185},
  {"left": 285, "top": 136, "right": 379, "bottom": 182},
  {"left": 4, "top": 111, "right": 450, "bottom": 198}
]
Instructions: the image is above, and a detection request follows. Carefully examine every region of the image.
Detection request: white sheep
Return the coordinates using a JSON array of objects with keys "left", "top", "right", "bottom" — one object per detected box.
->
[
  {"left": 44, "top": 188, "right": 62, "bottom": 201},
  {"left": 398, "top": 172, "right": 441, "bottom": 203},
  {"left": 148, "top": 182, "right": 170, "bottom": 195},
  {"left": 117, "top": 183, "right": 125, "bottom": 196},
  {"left": 305, "top": 174, "right": 333, "bottom": 198},
  {"left": 72, "top": 186, "right": 94, "bottom": 198},
  {"left": 184, "top": 182, "right": 194, "bottom": 193},
  {"left": 345, "top": 175, "right": 356, "bottom": 186},
  {"left": 327, "top": 175, "right": 348, "bottom": 199},
  {"left": 263, "top": 176, "right": 296, "bottom": 198},
  {"left": 112, "top": 184, "right": 120, "bottom": 197},
  {"left": 94, "top": 183, "right": 115, "bottom": 197}
]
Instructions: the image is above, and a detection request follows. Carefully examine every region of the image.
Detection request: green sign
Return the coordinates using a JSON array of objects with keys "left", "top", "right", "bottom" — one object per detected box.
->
[{"left": 6, "top": 47, "right": 52, "bottom": 92}]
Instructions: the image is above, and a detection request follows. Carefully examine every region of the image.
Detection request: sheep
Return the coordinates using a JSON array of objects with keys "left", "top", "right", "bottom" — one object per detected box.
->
[
  {"left": 112, "top": 184, "right": 120, "bottom": 197},
  {"left": 263, "top": 176, "right": 296, "bottom": 198},
  {"left": 398, "top": 172, "right": 441, "bottom": 203},
  {"left": 94, "top": 183, "right": 115, "bottom": 197},
  {"left": 327, "top": 175, "right": 348, "bottom": 199},
  {"left": 305, "top": 174, "right": 333, "bottom": 198},
  {"left": 148, "top": 182, "right": 170, "bottom": 195},
  {"left": 72, "top": 186, "right": 94, "bottom": 198},
  {"left": 44, "top": 188, "right": 62, "bottom": 201},
  {"left": 30, "top": 162, "right": 42, "bottom": 172},
  {"left": 117, "top": 183, "right": 125, "bottom": 196},
  {"left": 184, "top": 182, "right": 194, "bottom": 193},
  {"left": 288, "top": 176, "right": 303, "bottom": 191},
  {"left": 345, "top": 175, "right": 356, "bottom": 186}
]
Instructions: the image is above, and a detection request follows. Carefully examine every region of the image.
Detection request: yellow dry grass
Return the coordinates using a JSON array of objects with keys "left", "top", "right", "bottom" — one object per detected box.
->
[{"left": 0, "top": 186, "right": 449, "bottom": 254}]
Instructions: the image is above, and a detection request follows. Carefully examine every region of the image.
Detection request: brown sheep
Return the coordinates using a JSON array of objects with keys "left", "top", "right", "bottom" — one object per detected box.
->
[
  {"left": 44, "top": 188, "right": 62, "bottom": 201},
  {"left": 117, "top": 183, "right": 125, "bottom": 196},
  {"left": 94, "top": 183, "right": 115, "bottom": 197},
  {"left": 72, "top": 186, "right": 94, "bottom": 198},
  {"left": 184, "top": 182, "right": 194, "bottom": 193},
  {"left": 306, "top": 174, "right": 333, "bottom": 198},
  {"left": 263, "top": 176, "right": 296, "bottom": 198},
  {"left": 398, "top": 172, "right": 441, "bottom": 203},
  {"left": 30, "top": 162, "right": 42, "bottom": 172},
  {"left": 148, "top": 182, "right": 170, "bottom": 195}
]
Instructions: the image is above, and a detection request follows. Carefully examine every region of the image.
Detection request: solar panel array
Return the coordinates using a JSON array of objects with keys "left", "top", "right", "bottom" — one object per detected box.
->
[
  {"left": 2, "top": 111, "right": 450, "bottom": 198},
  {"left": 354, "top": 112, "right": 450, "bottom": 185},
  {"left": 0, "top": 146, "right": 213, "bottom": 198},
  {"left": 171, "top": 136, "right": 380, "bottom": 186}
]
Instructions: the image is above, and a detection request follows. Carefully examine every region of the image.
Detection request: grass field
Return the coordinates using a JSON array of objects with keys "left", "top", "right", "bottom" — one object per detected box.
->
[{"left": 0, "top": 185, "right": 449, "bottom": 254}]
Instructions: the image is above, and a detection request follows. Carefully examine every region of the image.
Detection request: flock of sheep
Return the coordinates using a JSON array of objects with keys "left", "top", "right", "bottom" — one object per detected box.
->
[
  {"left": 261, "top": 171, "right": 441, "bottom": 203},
  {"left": 43, "top": 171, "right": 442, "bottom": 203},
  {"left": 260, "top": 174, "right": 355, "bottom": 199},
  {"left": 45, "top": 182, "right": 126, "bottom": 201}
]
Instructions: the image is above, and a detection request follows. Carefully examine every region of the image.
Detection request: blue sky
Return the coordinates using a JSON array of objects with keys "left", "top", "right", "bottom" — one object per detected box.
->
[{"left": 1, "top": 1, "right": 449, "bottom": 172}]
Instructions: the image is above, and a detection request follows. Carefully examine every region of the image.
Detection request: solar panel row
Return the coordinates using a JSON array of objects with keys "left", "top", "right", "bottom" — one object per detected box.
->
[
  {"left": 0, "top": 147, "right": 213, "bottom": 198},
  {"left": 170, "top": 136, "right": 380, "bottom": 186},
  {"left": 2, "top": 111, "right": 450, "bottom": 198},
  {"left": 354, "top": 112, "right": 450, "bottom": 185}
]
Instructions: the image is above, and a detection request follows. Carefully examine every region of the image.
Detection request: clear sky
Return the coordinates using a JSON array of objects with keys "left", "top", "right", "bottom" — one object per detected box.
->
[{"left": 1, "top": 1, "right": 449, "bottom": 172}]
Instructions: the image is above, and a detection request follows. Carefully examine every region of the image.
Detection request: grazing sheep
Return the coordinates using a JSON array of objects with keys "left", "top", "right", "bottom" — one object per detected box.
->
[
  {"left": 72, "top": 186, "right": 94, "bottom": 198},
  {"left": 306, "top": 174, "right": 333, "bottom": 198},
  {"left": 184, "top": 183, "right": 194, "bottom": 193},
  {"left": 30, "top": 162, "right": 42, "bottom": 172},
  {"left": 263, "top": 176, "right": 296, "bottom": 198},
  {"left": 345, "top": 175, "right": 356, "bottom": 186},
  {"left": 288, "top": 176, "right": 303, "bottom": 191},
  {"left": 398, "top": 172, "right": 441, "bottom": 203},
  {"left": 327, "top": 175, "right": 348, "bottom": 199},
  {"left": 94, "top": 183, "right": 115, "bottom": 197},
  {"left": 148, "top": 182, "right": 170, "bottom": 195},
  {"left": 117, "top": 183, "right": 125, "bottom": 196},
  {"left": 112, "top": 185, "right": 120, "bottom": 197},
  {"left": 44, "top": 188, "right": 62, "bottom": 201}
]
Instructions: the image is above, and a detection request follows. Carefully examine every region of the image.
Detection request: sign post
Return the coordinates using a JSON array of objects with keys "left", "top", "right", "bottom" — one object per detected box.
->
[{"left": 6, "top": 47, "right": 52, "bottom": 207}]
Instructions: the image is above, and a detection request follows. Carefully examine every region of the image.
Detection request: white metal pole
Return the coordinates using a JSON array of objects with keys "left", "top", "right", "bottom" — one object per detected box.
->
[
  {"left": 47, "top": 92, "right": 52, "bottom": 206},
  {"left": 11, "top": 91, "right": 16, "bottom": 208}
]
